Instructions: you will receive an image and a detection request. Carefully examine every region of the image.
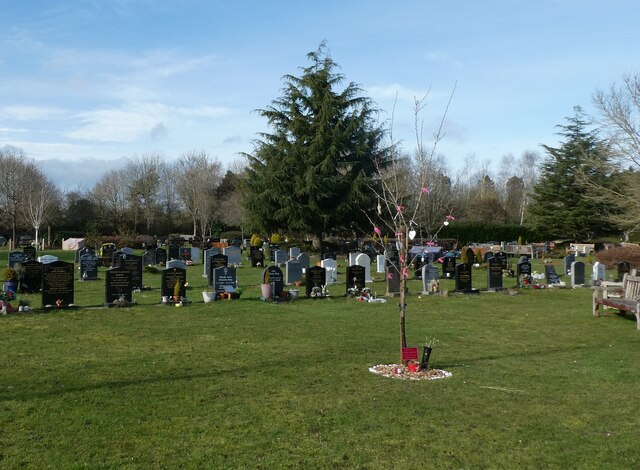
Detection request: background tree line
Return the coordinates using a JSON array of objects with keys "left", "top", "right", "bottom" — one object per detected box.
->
[{"left": 2, "top": 48, "right": 640, "bottom": 246}]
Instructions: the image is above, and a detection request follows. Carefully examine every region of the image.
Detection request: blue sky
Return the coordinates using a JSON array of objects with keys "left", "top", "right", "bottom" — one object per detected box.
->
[{"left": 1, "top": 0, "right": 638, "bottom": 189}]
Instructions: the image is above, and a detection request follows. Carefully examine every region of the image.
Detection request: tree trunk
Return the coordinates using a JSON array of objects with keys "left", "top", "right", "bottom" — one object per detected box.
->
[{"left": 399, "top": 227, "right": 408, "bottom": 363}]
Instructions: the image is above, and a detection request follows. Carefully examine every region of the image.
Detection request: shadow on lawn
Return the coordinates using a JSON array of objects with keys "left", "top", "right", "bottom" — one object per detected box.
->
[
  {"left": 0, "top": 368, "right": 241, "bottom": 403},
  {"left": 437, "top": 343, "right": 594, "bottom": 369}
]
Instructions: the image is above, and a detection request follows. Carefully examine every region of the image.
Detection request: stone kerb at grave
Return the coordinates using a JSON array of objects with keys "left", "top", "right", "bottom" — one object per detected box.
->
[{"left": 42, "top": 260, "right": 75, "bottom": 308}]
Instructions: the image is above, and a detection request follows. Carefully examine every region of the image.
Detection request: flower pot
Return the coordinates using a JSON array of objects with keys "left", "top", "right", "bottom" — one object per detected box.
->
[
  {"left": 202, "top": 291, "right": 216, "bottom": 303},
  {"left": 261, "top": 283, "right": 272, "bottom": 299},
  {"left": 420, "top": 346, "right": 433, "bottom": 370},
  {"left": 3, "top": 281, "right": 17, "bottom": 294},
  {"left": 289, "top": 289, "right": 300, "bottom": 300},
  {"left": 408, "top": 362, "right": 419, "bottom": 372}
]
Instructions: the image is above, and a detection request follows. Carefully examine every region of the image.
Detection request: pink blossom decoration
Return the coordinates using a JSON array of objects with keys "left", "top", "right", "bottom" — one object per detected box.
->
[
  {"left": 402, "top": 267, "right": 409, "bottom": 279},
  {"left": 446, "top": 214, "right": 455, "bottom": 221},
  {"left": 421, "top": 187, "right": 430, "bottom": 194},
  {"left": 395, "top": 205, "right": 405, "bottom": 213},
  {"left": 387, "top": 272, "right": 394, "bottom": 280},
  {"left": 373, "top": 226, "right": 381, "bottom": 236}
]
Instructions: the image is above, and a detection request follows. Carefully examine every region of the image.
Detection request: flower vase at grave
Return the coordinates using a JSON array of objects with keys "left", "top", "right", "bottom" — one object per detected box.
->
[
  {"left": 420, "top": 346, "right": 433, "bottom": 370},
  {"left": 260, "top": 283, "right": 272, "bottom": 299}
]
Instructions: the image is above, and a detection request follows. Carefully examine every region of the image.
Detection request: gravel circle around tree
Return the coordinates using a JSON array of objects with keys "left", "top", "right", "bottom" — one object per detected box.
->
[{"left": 369, "top": 364, "right": 452, "bottom": 381}]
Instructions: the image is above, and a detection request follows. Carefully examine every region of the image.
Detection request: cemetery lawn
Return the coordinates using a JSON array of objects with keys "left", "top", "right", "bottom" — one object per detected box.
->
[{"left": 1, "top": 255, "right": 639, "bottom": 468}]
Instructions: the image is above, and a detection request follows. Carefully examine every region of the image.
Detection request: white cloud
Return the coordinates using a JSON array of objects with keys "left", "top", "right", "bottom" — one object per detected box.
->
[
  {"left": 366, "top": 83, "right": 430, "bottom": 103},
  {"left": 0, "top": 105, "right": 67, "bottom": 121},
  {"left": 66, "top": 102, "right": 232, "bottom": 143},
  {"left": 424, "top": 51, "right": 463, "bottom": 68}
]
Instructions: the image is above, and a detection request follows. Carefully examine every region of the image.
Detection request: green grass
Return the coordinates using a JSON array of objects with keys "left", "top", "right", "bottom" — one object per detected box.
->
[{"left": 1, "top": 250, "right": 639, "bottom": 468}]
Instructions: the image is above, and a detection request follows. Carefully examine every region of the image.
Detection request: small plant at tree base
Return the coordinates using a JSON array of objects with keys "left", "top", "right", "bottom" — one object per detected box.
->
[{"left": 424, "top": 337, "right": 440, "bottom": 348}]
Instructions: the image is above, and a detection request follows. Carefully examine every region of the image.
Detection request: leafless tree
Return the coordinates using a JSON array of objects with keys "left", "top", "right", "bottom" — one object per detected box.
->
[
  {"left": 174, "top": 151, "right": 222, "bottom": 238},
  {"left": 22, "top": 166, "right": 60, "bottom": 246},
  {"left": 0, "top": 146, "right": 35, "bottom": 243},
  {"left": 124, "top": 154, "right": 165, "bottom": 233},
  {"left": 90, "top": 169, "right": 129, "bottom": 229}
]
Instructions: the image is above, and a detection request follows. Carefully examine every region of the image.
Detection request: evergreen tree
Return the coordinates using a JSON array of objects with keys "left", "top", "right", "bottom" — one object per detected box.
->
[
  {"left": 530, "top": 107, "right": 615, "bottom": 240},
  {"left": 243, "top": 43, "right": 386, "bottom": 249}
]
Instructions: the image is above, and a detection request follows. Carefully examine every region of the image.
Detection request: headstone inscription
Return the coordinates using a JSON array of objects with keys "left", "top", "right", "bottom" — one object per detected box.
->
[
  {"left": 285, "top": 260, "right": 302, "bottom": 285},
  {"left": 306, "top": 266, "right": 327, "bottom": 297},
  {"left": 203, "top": 248, "right": 221, "bottom": 277},
  {"left": 346, "top": 265, "right": 366, "bottom": 295},
  {"left": 617, "top": 261, "right": 631, "bottom": 282},
  {"left": 488, "top": 257, "right": 504, "bottom": 290},
  {"left": 105, "top": 266, "right": 132, "bottom": 306},
  {"left": 161, "top": 267, "right": 186, "bottom": 300},
  {"left": 23, "top": 245, "right": 37, "bottom": 260},
  {"left": 208, "top": 254, "right": 229, "bottom": 286},
  {"left": 21, "top": 259, "right": 43, "bottom": 293},
  {"left": 79, "top": 254, "right": 99, "bottom": 281},
  {"left": 494, "top": 251, "right": 508, "bottom": 270},
  {"left": 9, "top": 250, "right": 27, "bottom": 268},
  {"left": 42, "top": 260, "right": 74, "bottom": 308},
  {"left": 121, "top": 254, "right": 143, "bottom": 289},
  {"left": 354, "top": 253, "right": 372, "bottom": 283},
  {"left": 455, "top": 263, "right": 472, "bottom": 291},
  {"left": 442, "top": 256, "right": 456, "bottom": 279},
  {"left": 212, "top": 266, "right": 237, "bottom": 294},
  {"left": 545, "top": 264, "right": 561, "bottom": 285},
  {"left": 262, "top": 265, "right": 283, "bottom": 298}
]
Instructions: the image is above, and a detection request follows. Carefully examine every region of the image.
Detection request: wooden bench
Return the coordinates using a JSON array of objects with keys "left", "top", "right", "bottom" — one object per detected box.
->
[{"left": 593, "top": 273, "right": 640, "bottom": 329}]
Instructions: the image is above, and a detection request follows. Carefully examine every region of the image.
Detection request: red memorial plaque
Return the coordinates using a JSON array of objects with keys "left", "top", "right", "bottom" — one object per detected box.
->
[{"left": 401, "top": 347, "right": 419, "bottom": 362}]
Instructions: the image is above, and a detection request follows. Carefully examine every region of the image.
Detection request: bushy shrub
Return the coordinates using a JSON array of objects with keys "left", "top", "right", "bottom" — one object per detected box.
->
[{"left": 595, "top": 245, "right": 640, "bottom": 269}]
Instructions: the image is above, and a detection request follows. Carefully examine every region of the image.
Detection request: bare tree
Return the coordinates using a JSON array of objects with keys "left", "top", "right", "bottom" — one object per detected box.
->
[
  {"left": 368, "top": 86, "right": 455, "bottom": 363},
  {"left": 175, "top": 151, "right": 222, "bottom": 238},
  {"left": 0, "top": 146, "right": 34, "bottom": 243},
  {"left": 22, "top": 166, "right": 60, "bottom": 246},
  {"left": 90, "top": 169, "right": 129, "bottom": 230},
  {"left": 125, "top": 154, "right": 164, "bottom": 233}
]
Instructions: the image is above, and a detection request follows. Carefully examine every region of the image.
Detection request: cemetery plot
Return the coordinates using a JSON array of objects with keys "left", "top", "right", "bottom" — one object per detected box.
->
[
  {"left": 42, "top": 261, "right": 74, "bottom": 308},
  {"left": 104, "top": 267, "right": 132, "bottom": 307}
]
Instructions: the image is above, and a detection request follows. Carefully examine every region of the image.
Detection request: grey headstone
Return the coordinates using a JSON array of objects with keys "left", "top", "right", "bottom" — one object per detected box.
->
[
  {"left": 564, "top": 254, "right": 576, "bottom": 275},
  {"left": 285, "top": 260, "right": 303, "bottom": 285},
  {"left": 167, "top": 259, "right": 187, "bottom": 270},
  {"left": 274, "top": 249, "right": 286, "bottom": 266},
  {"left": 321, "top": 258, "right": 338, "bottom": 284},
  {"left": 592, "top": 262, "right": 605, "bottom": 282},
  {"left": 296, "top": 252, "right": 310, "bottom": 270},
  {"left": 190, "top": 247, "right": 201, "bottom": 264},
  {"left": 376, "top": 254, "right": 385, "bottom": 273},
  {"left": 223, "top": 245, "right": 242, "bottom": 265},
  {"left": 289, "top": 247, "right": 301, "bottom": 260},
  {"left": 571, "top": 261, "right": 586, "bottom": 287},
  {"left": 354, "top": 253, "right": 372, "bottom": 282},
  {"left": 38, "top": 255, "right": 59, "bottom": 265}
]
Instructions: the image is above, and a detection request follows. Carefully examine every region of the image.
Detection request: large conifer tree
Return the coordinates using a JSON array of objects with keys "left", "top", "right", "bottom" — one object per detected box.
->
[
  {"left": 243, "top": 43, "right": 386, "bottom": 248},
  {"left": 531, "top": 107, "right": 615, "bottom": 240}
]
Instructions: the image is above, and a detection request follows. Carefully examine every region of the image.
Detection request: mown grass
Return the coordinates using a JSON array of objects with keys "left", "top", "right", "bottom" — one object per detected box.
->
[{"left": 1, "top": 250, "right": 638, "bottom": 468}]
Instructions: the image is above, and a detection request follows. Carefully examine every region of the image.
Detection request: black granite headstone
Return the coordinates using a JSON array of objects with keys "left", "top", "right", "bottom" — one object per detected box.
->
[
  {"left": 487, "top": 257, "right": 503, "bottom": 290},
  {"left": 105, "top": 266, "right": 132, "bottom": 306},
  {"left": 21, "top": 259, "right": 43, "bottom": 293},
  {"left": 212, "top": 266, "right": 237, "bottom": 294},
  {"left": 306, "top": 266, "right": 327, "bottom": 297},
  {"left": 42, "top": 261, "right": 74, "bottom": 307},
  {"left": 161, "top": 267, "right": 186, "bottom": 299},
  {"left": 79, "top": 253, "right": 99, "bottom": 281},
  {"left": 346, "top": 265, "right": 366, "bottom": 295},
  {"left": 455, "top": 263, "right": 472, "bottom": 291},
  {"left": 155, "top": 247, "right": 167, "bottom": 266},
  {"left": 262, "top": 265, "right": 283, "bottom": 297},
  {"left": 442, "top": 256, "right": 456, "bottom": 279}
]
